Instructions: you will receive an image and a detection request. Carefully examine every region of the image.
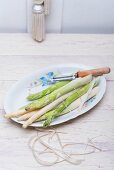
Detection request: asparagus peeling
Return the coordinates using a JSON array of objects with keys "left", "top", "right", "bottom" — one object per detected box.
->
[
  {"left": 27, "top": 81, "right": 70, "bottom": 101},
  {"left": 25, "top": 75, "right": 92, "bottom": 112}
]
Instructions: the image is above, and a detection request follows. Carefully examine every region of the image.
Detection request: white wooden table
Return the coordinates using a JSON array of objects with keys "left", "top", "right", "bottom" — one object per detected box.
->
[{"left": 0, "top": 33, "right": 114, "bottom": 170}]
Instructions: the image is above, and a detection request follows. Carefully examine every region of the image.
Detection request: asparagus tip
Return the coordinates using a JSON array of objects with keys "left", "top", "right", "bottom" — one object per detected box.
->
[
  {"left": 26, "top": 96, "right": 32, "bottom": 101},
  {"left": 4, "top": 114, "right": 10, "bottom": 118},
  {"left": 25, "top": 107, "right": 29, "bottom": 111},
  {"left": 43, "top": 116, "right": 53, "bottom": 128},
  {"left": 25, "top": 106, "right": 32, "bottom": 111},
  {"left": 22, "top": 123, "right": 27, "bottom": 128},
  {"left": 5, "top": 113, "right": 15, "bottom": 118}
]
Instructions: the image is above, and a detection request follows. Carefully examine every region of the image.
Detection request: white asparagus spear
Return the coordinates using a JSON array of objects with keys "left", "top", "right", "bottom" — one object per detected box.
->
[
  {"left": 17, "top": 111, "right": 37, "bottom": 121},
  {"left": 4, "top": 109, "right": 29, "bottom": 118}
]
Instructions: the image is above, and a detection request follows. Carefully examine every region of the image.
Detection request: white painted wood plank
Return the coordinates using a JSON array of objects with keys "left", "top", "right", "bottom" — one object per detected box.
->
[
  {"left": 62, "top": 0, "right": 114, "bottom": 33},
  {"left": 0, "top": 33, "right": 114, "bottom": 55},
  {"left": 0, "top": 0, "right": 27, "bottom": 33},
  {"left": 27, "top": 0, "right": 64, "bottom": 33}
]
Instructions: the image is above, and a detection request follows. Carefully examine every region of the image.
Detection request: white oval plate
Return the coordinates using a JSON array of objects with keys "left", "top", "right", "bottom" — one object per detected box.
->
[{"left": 4, "top": 64, "right": 106, "bottom": 127}]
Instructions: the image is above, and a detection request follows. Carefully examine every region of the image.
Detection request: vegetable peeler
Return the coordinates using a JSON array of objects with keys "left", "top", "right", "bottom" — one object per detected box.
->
[{"left": 52, "top": 67, "right": 111, "bottom": 82}]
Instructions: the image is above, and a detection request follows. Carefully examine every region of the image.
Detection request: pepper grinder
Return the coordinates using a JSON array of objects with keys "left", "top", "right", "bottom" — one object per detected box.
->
[{"left": 32, "top": 0, "right": 50, "bottom": 42}]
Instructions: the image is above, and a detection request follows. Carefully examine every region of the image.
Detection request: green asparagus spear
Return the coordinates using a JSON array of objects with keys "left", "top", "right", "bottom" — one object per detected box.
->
[
  {"left": 25, "top": 75, "right": 92, "bottom": 112},
  {"left": 27, "top": 81, "right": 70, "bottom": 101},
  {"left": 43, "top": 81, "right": 92, "bottom": 127}
]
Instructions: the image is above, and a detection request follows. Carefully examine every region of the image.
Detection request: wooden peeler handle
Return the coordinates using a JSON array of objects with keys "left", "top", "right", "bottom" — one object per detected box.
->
[{"left": 76, "top": 67, "right": 111, "bottom": 78}]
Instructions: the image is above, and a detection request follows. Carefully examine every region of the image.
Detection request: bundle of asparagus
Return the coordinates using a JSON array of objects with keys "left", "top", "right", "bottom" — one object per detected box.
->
[{"left": 5, "top": 75, "right": 100, "bottom": 128}]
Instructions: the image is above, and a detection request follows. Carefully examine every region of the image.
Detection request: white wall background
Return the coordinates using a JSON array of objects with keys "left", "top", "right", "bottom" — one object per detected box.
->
[{"left": 0, "top": 0, "right": 114, "bottom": 33}]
